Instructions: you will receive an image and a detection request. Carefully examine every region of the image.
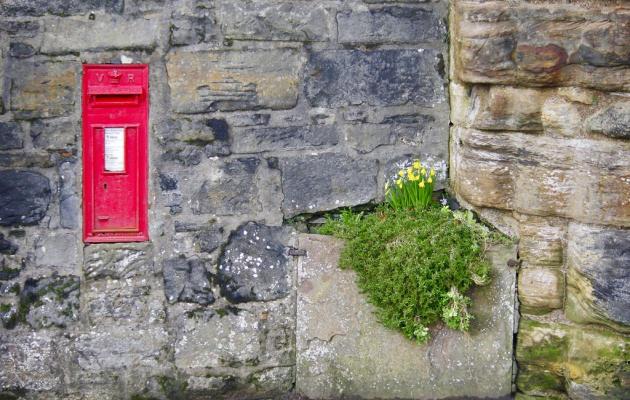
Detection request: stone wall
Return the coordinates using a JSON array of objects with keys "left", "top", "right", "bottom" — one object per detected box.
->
[
  {"left": 450, "top": 1, "right": 629, "bottom": 398},
  {"left": 0, "top": 0, "right": 449, "bottom": 398}
]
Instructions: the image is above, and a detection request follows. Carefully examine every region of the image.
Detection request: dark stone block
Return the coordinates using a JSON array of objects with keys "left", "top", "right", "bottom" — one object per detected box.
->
[
  {"left": 0, "top": 122, "right": 23, "bottom": 150},
  {"left": 163, "top": 256, "right": 214, "bottom": 305},
  {"left": 192, "top": 157, "right": 261, "bottom": 215},
  {"left": 0, "top": 170, "right": 51, "bottom": 226},
  {"left": 9, "top": 42, "right": 35, "bottom": 58},
  {"left": 337, "top": 6, "right": 445, "bottom": 44},
  {"left": 0, "top": 0, "right": 123, "bottom": 16},
  {"left": 30, "top": 118, "right": 77, "bottom": 151},
  {"left": 217, "top": 222, "right": 290, "bottom": 303},
  {"left": 232, "top": 125, "right": 338, "bottom": 153},
  {"left": 19, "top": 274, "right": 80, "bottom": 329},
  {"left": 195, "top": 226, "right": 224, "bottom": 253},
  {"left": 0, "top": 233, "right": 18, "bottom": 255},
  {"left": 170, "top": 14, "right": 215, "bottom": 46},
  {"left": 304, "top": 49, "right": 445, "bottom": 108},
  {"left": 159, "top": 173, "right": 178, "bottom": 191},
  {"left": 587, "top": 102, "right": 630, "bottom": 139},
  {"left": 280, "top": 154, "right": 378, "bottom": 217}
]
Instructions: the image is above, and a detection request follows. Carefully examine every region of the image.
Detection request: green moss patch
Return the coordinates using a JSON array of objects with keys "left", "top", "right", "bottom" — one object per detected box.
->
[{"left": 317, "top": 206, "right": 501, "bottom": 343}]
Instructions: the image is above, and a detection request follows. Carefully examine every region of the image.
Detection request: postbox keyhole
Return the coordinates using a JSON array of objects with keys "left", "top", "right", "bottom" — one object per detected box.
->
[{"left": 103, "top": 183, "right": 107, "bottom": 190}]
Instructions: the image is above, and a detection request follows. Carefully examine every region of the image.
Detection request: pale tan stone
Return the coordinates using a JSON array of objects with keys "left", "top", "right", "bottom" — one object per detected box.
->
[
  {"left": 166, "top": 49, "right": 301, "bottom": 113},
  {"left": 541, "top": 96, "right": 583, "bottom": 137},
  {"left": 518, "top": 267, "right": 564, "bottom": 313},
  {"left": 472, "top": 85, "right": 546, "bottom": 131},
  {"left": 517, "top": 215, "right": 566, "bottom": 267}
]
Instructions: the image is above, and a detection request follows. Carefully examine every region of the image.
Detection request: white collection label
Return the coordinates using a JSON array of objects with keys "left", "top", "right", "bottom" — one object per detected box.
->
[{"left": 104, "top": 127, "right": 125, "bottom": 172}]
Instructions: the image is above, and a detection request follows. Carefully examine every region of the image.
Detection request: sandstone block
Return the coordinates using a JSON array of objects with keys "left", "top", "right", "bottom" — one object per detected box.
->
[
  {"left": 10, "top": 60, "right": 77, "bottom": 119},
  {"left": 454, "top": 2, "right": 630, "bottom": 90},
  {"left": 541, "top": 95, "right": 583, "bottom": 138},
  {"left": 304, "top": 49, "right": 445, "bottom": 108},
  {"left": 191, "top": 157, "right": 262, "bottom": 216},
  {"left": 470, "top": 86, "right": 546, "bottom": 131},
  {"left": 566, "top": 223, "right": 630, "bottom": 333},
  {"left": 337, "top": 6, "right": 445, "bottom": 44},
  {"left": 0, "top": 170, "right": 51, "bottom": 226},
  {"left": 517, "top": 215, "right": 566, "bottom": 267},
  {"left": 451, "top": 127, "right": 630, "bottom": 226},
  {"left": 280, "top": 153, "right": 378, "bottom": 217},
  {"left": 0, "top": 122, "right": 23, "bottom": 150},
  {"left": 0, "top": 0, "right": 123, "bottom": 16},
  {"left": 518, "top": 267, "right": 564, "bottom": 314},
  {"left": 217, "top": 1, "right": 333, "bottom": 42},
  {"left": 41, "top": 16, "right": 158, "bottom": 54},
  {"left": 232, "top": 124, "right": 338, "bottom": 154},
  {"left": 167, "top": 49, "right": 301, "bottom": 113},
  {"left": 84, "top": 243, "right": 156, "bottom": 281},
  {"left": 217, "top": 222, "right": 292, "bottom": 303}
]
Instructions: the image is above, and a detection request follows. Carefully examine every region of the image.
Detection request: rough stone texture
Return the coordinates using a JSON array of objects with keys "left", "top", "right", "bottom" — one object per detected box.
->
[
  {"left": 453, "top": 1, "right": 630, "bottom": 91},
  {"left": 30, "top": 118, "right": 77, "bottom": 151},
  {"left": 451, "top": 0, "right": 630, "bottom": 397},
  {"left": 217, "top": 1, "right": 334, "bottom": 42},
  {"left": 232, "top": 124, "right": 338, "bottom": 154},
  {"left": 167, "top": 49, "right": 301, "bottom": 113},
  {"left": 280, "top": 154, "right": 378, "bottom": 217},
  {"left": 0, "top": 170, "right": 51, "bottom": 226},
  {"left": 163, "top": 256, "right": 214, "bottom": 305},
  {"left": 41, "top": 16, "right": 159, "bottom": 54},
  {"left": 304, "top": 49, "right": 446, "bottom": 108},
  {"left": 218, "top": 222, "right": 292, "bottom": 303},
  {"left": 20, "top": 274, "right": 80, "bottom": 329},
  {"left": 296, "top": 234, "right": 517, "bottom": 399},
  {"left": 9, "top": 59, "right": 77, "bottom": 119},
  {"left": 0, "top": 0, "right": 123, "bottom": 16},
  {"left": 0, "top": 122, "right": 23, "bottom": 150},
  {"left": 566, "top": 223, "right": 630, "bottom": 332},
  {"left": 338, "top": 6, "right": 445, "bottom": 45},
  {"left": 58, "top": 160, "right": 79, "bottom": 229}
]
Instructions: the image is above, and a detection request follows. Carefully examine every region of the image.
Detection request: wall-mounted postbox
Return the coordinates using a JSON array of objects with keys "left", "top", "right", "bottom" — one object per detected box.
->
[{"left": 82, "top": 64, "right": 149, "bottom": 243}]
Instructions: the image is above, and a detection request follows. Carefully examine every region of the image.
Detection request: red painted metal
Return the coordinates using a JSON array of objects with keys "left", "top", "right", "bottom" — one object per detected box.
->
[{"left": 82, "top": 64, "right": 149, "bottom": 243}]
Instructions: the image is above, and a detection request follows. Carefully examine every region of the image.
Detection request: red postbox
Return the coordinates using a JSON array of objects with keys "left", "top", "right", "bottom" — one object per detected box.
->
[{"left": 82, "top": 64, "right": 149, "bottom": 243}]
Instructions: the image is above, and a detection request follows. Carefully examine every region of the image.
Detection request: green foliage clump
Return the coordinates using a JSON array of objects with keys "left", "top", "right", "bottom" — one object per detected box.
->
[{"left": 318, "top": 205, "right": 495, "bottom": 343}]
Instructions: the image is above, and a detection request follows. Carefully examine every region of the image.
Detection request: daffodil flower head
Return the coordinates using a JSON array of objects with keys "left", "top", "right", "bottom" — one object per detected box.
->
[
  {"left": 419, "top": 180, "right": 425, "bottom": 188},
  {"left": 421, "top": 168, "right": 427, "bottom": 176},
  {"left": 396, "top": 178, "right": 403, "bottom": 188},
  {"left": 398, "top": 170, "right": 404, "bottom": 177},
  {"left": 427, "top": 177, "right": 433, "bottom": 184},
  {"left": 430, "top": 168, "right": 436, "bottom": 177},
  {"left": 412, "top": 160, "right": 421, "bottom": 170}
]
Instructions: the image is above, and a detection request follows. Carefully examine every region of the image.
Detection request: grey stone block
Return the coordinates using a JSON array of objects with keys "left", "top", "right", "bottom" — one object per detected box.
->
[
  {"left": 280, "top": 153, "right": 378, "bottom": 217},
  {"left": 232, "top": 125, "right": 338, "bottom": 153},
  {"left": 305, "top": 49, "right": 446, "bottom": 108},
  {"left": 31, "top": 118, "right": 77, "bottom": 151},
  {"left": 296, "top": 234, "right": 516, "bottom": 399},
  {"left": 586, "top": 101, "right": 630, "bottom": 139},
  {"left": 0, "top": 0, "right": 123, "bottom": 16},
  {"left": 218, "top": 222, "right": 291, "bottom": 303},
  {"left": 337, "top": 6, "right": 445, "bottom": 44},
  {"left": 0, "top": 122, "right": 23, "bottom": 150},
  {"left": 0, "top": 170, "right": 51, "bottom": 226},
  {"left": 84, "top": 243, "right": 155, "bottom": 281},
  {"left": 163, "top": 256, "right": 214, "bottom": 305},
  {"left": 20, "top": 275, "right": 80, "bottom": 329}
]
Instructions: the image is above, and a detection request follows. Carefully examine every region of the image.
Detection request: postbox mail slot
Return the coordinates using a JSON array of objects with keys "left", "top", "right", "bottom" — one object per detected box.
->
[{"left": 83, "top": 64, "right": 149, "bottom": 243}]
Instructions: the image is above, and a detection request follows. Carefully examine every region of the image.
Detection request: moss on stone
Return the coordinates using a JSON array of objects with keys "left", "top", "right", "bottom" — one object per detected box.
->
[{"left": 517, "top": 366, "right": 566, "bottom": 395}]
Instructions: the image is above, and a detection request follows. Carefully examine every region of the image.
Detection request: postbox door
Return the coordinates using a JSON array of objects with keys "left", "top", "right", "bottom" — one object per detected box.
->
[{"left": 82, "top": 65, "right": 148, "bottom": 243}]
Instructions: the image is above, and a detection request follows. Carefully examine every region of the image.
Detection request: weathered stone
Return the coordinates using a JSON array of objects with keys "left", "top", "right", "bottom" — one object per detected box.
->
[
  {"left": 167, "top": 49, "right": 301, "bottom": 113},
  {"left": 541, "top": 95, "right": 583, "bottom": 138},
  {"left": 227, "top": 113, "right": 271, "bottom": 127},
  {"left": 517, "top": 215, "right": 566, "bottom": 267},
  {"left": 296, "top": 234, "right": 517, "bottom": 399},
  {"left": 305, "top": 49, "right": 445, "bottom": 108},
  {"left": 344, "top": 123, "right": 394, "bottom": 153},
  {"left": 0, "top": 122, "right": 23, "bottom": 150},
  {"left": 30, "top": 118, "right": 77, "bottom": 151},
  {"left": 566, "top": 223, "right": 630, "bottom": 332},
  {"left": 451, "top": 127, "right": 630, "bottom": 226},
  {"left": 0, "top": 234, "right": 18, "bottom": 255},
  {"left": 0, "top": 151, "right": 53, "bottom": 168},
  {"left": 516, "top": 365, "right": 567, "bottom": 399},
  {"left": 10, "top": 60, "right": 76, "bottom": 119},
  {"left": 454, "top": 2, "right": 630, "bottom": 90},
  {"left": 232, "top": 124, "right": 338, "bottom": 153},
  {"left": 518, "top": 267, "right": 564, "bottom": 314},
  {"left": 41, "top": 16, "right": 158, "bottom": 54},
  {"left": 218, "top": 222, "right": 291, "bottom": 303},
  {"left": 586, "top": 101, "right": 630, "bottom": 139},
  {"left": 516, "top": 318, "right": 629, "bottom": 398},
  {"left": 20, "top": 275, "right": 80, "bottom": 329},
  {"left": 163, "top": 256, "right": 214, "bottom": 305},
  {"left": 84, "top": 243, "right": 155, "bottom": 281},
  {"left": 0, "top": 170, "right": 51, "bottom": 226},
  {"left": 35, "top": 233, "right": 78, "bottom": 270},
  {"left": 59, "top": 160, "right": 79, "bottom": 229},
  {"left": 337, "top": 6, "right": 444, "bottom": 44},
  {"left": 217, "top": 0, "right": 333, "bottom": 42},
  {"left": 0, "top": 19, "right": 40, "bottom": 37},
  {"left": 159, "top": 173, "right": 177, "bottom": 191},
  {"left": 0, "top": 332, "right": 66, "bottom": 392},
  {"left": 192, "top": 157, "right": 261, "bottom": 216},
  {"left": 170, "top": 13, "right": 214, "bottom": 46},
  {"left": 9, "top": 42, "right": 35, "bottom": 58},
  {"left": 0, "top": 0, "right": 123, "bottom": 16},
  {"left": 280, "top": 154, "right": 378, "bottom": 217},
  {"left": 471, "top": 86, "right": 546, "bottom": 131}
]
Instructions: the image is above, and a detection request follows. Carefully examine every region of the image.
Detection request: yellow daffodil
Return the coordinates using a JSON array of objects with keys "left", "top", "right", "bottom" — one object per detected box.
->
[
  {"left": 398, "top": 170, "right": 404, "bottom": 177},
  {"left": 421, "top": 168, "right": 426, "bottom": 176},
  {"left": 427, "top": 177, "right": 433, "bottom": 184},
  {"left": 396, "top": 178, "right": 403, "bottom": 188},
  {"left": 412, "top": 160, "right": 421, "bottom": 170},
  {"left": 430, "top": 168, "right": 436, "bottom": 177},
  {"left": 419, "top": 180, "right": 425, "bottom": 188}
]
